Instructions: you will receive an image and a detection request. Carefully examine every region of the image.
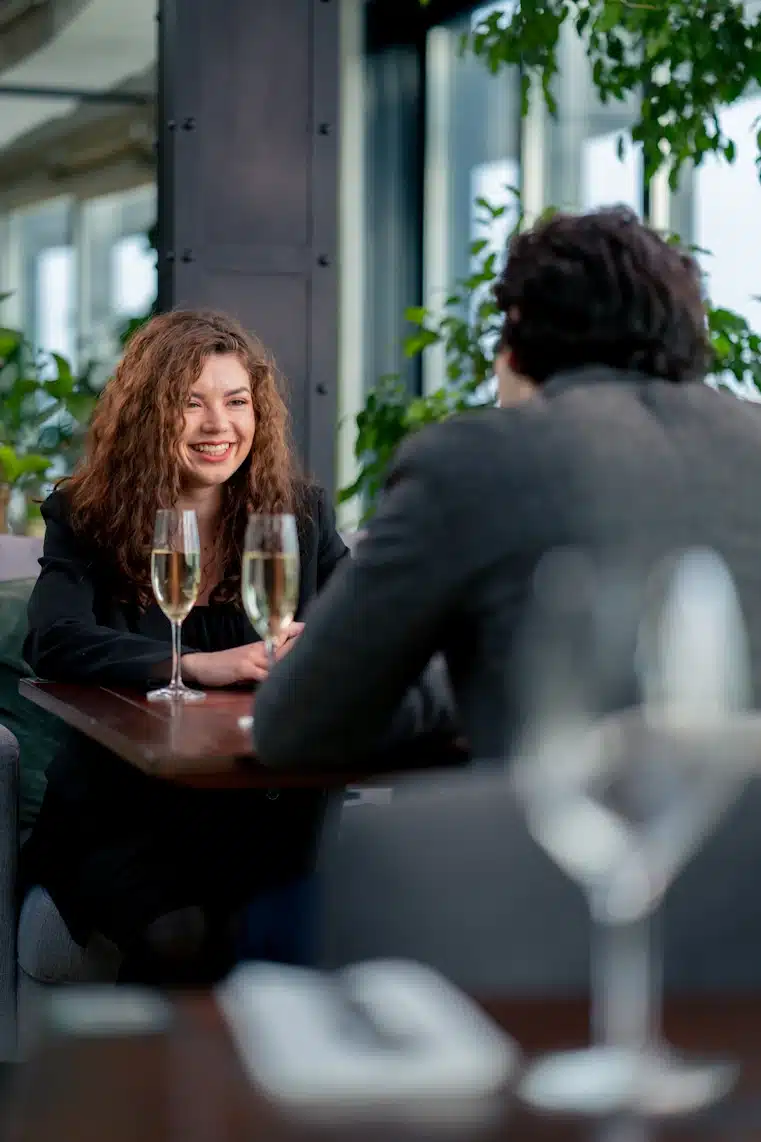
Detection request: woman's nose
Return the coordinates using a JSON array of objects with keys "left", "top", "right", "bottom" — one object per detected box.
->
[{"left": 200, "top": 404, "right": 229, "bottom": 433}]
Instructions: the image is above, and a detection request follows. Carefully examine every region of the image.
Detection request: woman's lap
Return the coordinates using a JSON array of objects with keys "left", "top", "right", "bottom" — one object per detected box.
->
[{"left": 23, "top": 753, "right": 328, "bottom": 954}]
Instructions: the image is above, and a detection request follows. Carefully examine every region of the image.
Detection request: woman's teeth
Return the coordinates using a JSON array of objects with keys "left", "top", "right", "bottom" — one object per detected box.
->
[{"left": 192, "top": 443, "right": 231, "bottom": 455}]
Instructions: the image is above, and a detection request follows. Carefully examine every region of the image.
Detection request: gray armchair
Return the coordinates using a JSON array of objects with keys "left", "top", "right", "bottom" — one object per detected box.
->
[
  {"left": 0, "top": 534, "right": 122, "bottom": 1059},
  {"left": 0, "top": 721, "right": 121, "bottom": 1060},
  {"left": 319, "top": 767, "right": 761, "bottom": 994},
  {"left": 0, "top": 723, "right": 18, "bottom": 1058}
]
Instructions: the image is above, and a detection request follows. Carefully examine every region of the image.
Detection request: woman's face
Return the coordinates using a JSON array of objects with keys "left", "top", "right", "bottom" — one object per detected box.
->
[{"left": 178, "top": 353, "right": 256, "bottom": 490}]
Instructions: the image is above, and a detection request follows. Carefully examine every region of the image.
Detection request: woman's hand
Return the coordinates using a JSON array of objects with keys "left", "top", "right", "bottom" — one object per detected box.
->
[
  {"left": 277, "top": 622, "right": 304, "bottom": 657},
  {"left": 182, "top": 624, "right": 305, "bottom": 688},
  {"left": 182, "top": 644, "right": 271, "bottom": 687}
]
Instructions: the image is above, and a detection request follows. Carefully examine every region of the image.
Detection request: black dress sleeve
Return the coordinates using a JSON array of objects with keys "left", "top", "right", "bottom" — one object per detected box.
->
[
  {"left": 314, "top": 486, "right": 350, "bottom": 589},
  {"left": 23, "top": 492, "right": 179, "bottom": 687}
]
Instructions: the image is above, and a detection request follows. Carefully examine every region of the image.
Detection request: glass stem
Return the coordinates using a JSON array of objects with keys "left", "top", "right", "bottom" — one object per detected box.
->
[
  {"left": 591, "top": 896, "right": 658, "bottom": 1054},
  {"left": 264, "top": 636, "right": 276, "bottom": 671},
  {"left": 170, "top": 620, "right": 183, "bottom": 690}
]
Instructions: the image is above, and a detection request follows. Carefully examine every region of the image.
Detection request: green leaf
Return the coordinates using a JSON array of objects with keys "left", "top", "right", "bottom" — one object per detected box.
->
[
  {"left": 63, "top": 392, "right": 97, "bottom": 423},
  {"left": 403, "top": 329, "right": 441, "bottom": 357},
  {"left": 16, "top": 453, "right": 51, "bottom": 478},
  {"left": 0, "top": 445, "right": 50, "bottom": 485},
  {"left": 404, "top": 306, "right": 429, "bottom": 325},
  {"left": 0, "top": 327, "right": 22, "bottom": 361},
  {"left": 0, "top": 445, "right": 19, "bottom": 483}
]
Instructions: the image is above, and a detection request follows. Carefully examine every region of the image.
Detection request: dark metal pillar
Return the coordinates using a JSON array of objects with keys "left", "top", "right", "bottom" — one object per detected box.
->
[{"left": 157, "top": 0, "right": 340, "bottom": 494}]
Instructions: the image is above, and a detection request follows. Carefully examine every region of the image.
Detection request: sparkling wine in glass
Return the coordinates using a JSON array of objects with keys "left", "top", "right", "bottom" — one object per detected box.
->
[
  {"left": 513, "top": 547, "right": 751, "bottom": 1117},
  {"left": 242, "top": 514, "right": 300, "bottom": 670},
  {"left": 148, "top": 508, "right": 205, "bottom": 702}
]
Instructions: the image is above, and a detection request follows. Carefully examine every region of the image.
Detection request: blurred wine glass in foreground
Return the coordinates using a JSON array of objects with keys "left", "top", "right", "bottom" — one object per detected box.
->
[{"left": 513, "top": 548, "right": 752, "bottom": 1116}]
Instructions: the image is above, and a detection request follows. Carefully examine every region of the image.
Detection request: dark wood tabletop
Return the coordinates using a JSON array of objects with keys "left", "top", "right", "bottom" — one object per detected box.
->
[
  {"left": 19, "top": 679, "right": 465, "bottom": 789},
  {"left": 5, "top": 993, "right": 761, "bottom": 1142}
]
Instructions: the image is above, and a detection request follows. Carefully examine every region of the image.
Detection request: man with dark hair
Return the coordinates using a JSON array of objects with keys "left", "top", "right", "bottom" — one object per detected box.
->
[{"left": 253, "top": 206, "right": 761, "bottom": 764}]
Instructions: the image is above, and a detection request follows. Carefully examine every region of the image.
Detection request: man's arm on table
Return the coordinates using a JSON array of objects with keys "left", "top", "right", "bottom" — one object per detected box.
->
[{"left": 252, "top": 425, "right": 467, "bottom": 767}]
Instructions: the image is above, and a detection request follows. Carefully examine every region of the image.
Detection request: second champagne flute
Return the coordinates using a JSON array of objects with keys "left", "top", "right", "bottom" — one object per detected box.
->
[
  {"left": 242, "top": 514, "right": 300, "bottom": 670},
  {"left": 149, "top": 508, "right": 206, "bottom": 702}
]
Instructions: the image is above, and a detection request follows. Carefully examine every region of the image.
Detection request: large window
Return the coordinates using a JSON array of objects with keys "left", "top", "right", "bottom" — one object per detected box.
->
[
  {"left": 0, "top": 185, "right": 156, "bottom": 379},
  {"left": 0, "top": 0, "right": 156, "bottom": 375}
]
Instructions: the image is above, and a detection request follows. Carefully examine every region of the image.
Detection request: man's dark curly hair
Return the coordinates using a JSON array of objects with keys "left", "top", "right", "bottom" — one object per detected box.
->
[{"left": 494, "top": 206, "right": 709, "bottom": 385}]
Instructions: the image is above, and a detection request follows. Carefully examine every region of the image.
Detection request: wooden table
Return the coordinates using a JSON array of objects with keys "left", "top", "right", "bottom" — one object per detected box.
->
[
  {"left": 5, "top": 994, "right": 761, "bottom": 1141},
  {"left": 19, "top": 679, "right": 464, "bottom": 789}
]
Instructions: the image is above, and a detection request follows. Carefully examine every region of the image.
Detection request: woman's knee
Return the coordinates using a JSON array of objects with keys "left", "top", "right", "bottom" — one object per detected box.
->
[
  {"left": 139, "top": 906, "right": 208, "bottom": 964},
  {"left": 119, "top": 905, "right": 211, "bottom": 985}
]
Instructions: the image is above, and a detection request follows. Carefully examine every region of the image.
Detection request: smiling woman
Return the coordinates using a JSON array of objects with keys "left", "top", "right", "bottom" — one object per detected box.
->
[{"left": 19, "top": 308, "right": 349, "bottom": 985}]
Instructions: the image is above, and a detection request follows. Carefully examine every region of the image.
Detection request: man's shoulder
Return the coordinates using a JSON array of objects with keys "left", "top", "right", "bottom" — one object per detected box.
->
[
  {"left": 395, "top": 407, "right": 525, "bottom": 475},
  {"left": 391, "top": 405, "right": 555, "bottom": 502}
]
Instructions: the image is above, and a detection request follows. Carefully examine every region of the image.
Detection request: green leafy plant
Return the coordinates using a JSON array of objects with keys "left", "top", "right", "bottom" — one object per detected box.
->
[
  {"left": 0, "top": 445, "right": 51, "bottom": 488},
  {"left": 340, "top": 198, "right": 761, "bottom": 517},
  {"left": 0, "top": 318, "right": 99, "bottom": 483},
  {"left": 337, "top": 195, "right": 515, "bottom": 512},
  {"left": 428, "top": 0, "right": 761, "bottom": 186},
  {"left": 339, "top": 1, "right": 761, "bottom": 517}
]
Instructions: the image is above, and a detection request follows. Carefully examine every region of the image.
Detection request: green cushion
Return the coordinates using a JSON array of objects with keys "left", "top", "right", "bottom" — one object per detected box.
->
[{"left": 0, "top": 579, "right": 67, "bottom": 827}]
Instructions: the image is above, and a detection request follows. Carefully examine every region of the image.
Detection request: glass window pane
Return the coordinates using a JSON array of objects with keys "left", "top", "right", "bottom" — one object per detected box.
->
[
  {"left": 111, "top": 234, "right": 156, "bottom": 319},
  {"left": 692, "top": 94, "right": 761, "bottom": 400},
  {"left": 694, "top": 96, "right": 761, "bottom": 330},
  {"left": 425, "top": 3, "right": 522, "bottom": 296},
  {"left": 13, "top": 197, "right": 76, "bottom": 361},
  {"left": 545, "top": 24, "right": 643, "bottom": 215},
  {"left": 471, "top": 157, "right": 520, "bottom": 260},
  {"left": 363, "top": 45, "right": 423, "bottom": 394},
  {"left": 423, "top": 3, "right": 521, "bottom": 392},
  {"left": 80, "top": 184, "right": 157, "bottom": 378},
  {"left": 581, "top": 133, "right": 642, "bottom": 213},
  {"left": 36, "top": 244, "right": 77, "bottom": 369}
]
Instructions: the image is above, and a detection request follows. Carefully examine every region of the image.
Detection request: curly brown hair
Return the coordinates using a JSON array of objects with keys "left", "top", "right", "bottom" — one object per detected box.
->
[
  {"left": 495, "top": 205, "right": 709, "bottom": 385},
  {"left": 64, "top": 309, "right": 301, "bottom": 607}
]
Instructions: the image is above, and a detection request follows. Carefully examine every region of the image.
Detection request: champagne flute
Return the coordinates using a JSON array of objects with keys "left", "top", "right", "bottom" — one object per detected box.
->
[
  {"left": 242, "top": 514, "right": 300, "bottom": 670},
  {"left": 148, "top": 509, "right": 206, "bottom": 702}
]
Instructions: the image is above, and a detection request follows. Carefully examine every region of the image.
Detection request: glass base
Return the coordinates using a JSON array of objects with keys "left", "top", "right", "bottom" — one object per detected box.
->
[
  {"left": 147, "top": 683, "right": 206, "bottom": 703},
  {"left": 519, "top": 1045, "right": 738, "bottom": 1117}
]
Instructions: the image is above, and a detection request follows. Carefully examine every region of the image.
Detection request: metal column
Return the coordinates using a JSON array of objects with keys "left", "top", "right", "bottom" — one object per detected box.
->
[{"left": 157, "top": 0, "right": 340, "bottom": 493}]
